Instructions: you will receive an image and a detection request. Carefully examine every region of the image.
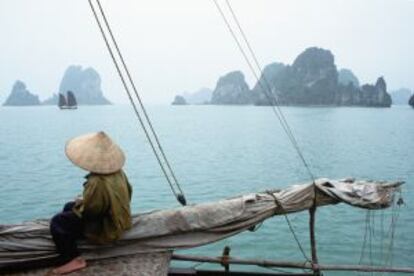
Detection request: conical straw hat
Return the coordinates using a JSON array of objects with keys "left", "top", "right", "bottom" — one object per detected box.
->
[{"left": 65, "top": 131, "right": 125, "bottom": 174}]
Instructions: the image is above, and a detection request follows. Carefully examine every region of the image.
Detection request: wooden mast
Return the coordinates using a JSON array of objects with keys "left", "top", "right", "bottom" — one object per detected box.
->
[
  {"left": 172, "top": 254, "right": 414, "bottom": 273},
  {"left": 309, "top": 204, "right": 320, "bottom": 275},
  {"left": 309, "top": 184, "right": 320, "bottom": 275}
]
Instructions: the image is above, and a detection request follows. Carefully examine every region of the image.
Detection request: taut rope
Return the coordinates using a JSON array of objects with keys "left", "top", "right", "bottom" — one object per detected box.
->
[{"left": 88, "top": 0, "right": 187, "bottom": 206}]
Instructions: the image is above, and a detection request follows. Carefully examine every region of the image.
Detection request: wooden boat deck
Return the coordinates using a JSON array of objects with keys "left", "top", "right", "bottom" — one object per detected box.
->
[{"left": 3, "top": 252, "right": 171, "bottom": 276}]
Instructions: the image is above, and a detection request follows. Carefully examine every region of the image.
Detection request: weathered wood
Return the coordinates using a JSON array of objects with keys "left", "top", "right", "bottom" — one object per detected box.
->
[
  {"left": 3, "top": 252, "right": 172, "bottom": 276},
  {"left": 173, "top": 254, "right": 311, "bottom": 269},
  {"left": 168, "top": 267, "right": 314, "bottom": 276},
  {"left": 172, "top": 254, "right": 414, "bottom": 273}
]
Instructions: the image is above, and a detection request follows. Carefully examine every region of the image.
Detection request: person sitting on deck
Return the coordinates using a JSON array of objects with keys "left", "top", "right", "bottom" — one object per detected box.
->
[{"left": 50, "top": 131, "right": 133, "bottom": 275}]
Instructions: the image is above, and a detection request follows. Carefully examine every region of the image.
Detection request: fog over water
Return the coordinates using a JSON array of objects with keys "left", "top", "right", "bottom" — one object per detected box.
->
[{"left": 0, "top": 0, "right": 413, "bottom": 104}]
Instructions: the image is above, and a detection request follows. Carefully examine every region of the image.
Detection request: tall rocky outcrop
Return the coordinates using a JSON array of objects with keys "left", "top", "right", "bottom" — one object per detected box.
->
[
  {"left": 210, "top": 71, "right": 252, "bottom": 105},
  {"left": 3, "top": 80, "right": 40, "bottom": 106},
  {"left": 288, "top": 47, "right": 338, "bottom": 105},
  {"left": 252, "top": 47, "right": 392, "bottom": 107},
  {"left": 252, "top": 62, "right": 286, "bottom": 105},
  {"left": 358, "top": 77, "right": 392, "bottom": 107},
  {"left": 334, "top": 81, "right": 361, "bottom": 106},
  {"left": 253, "top": 47, "right": 339, "bottom": 105},
  {"left": 171, "top": 47, "right": 392, "bottom": 107},
  {"left": 57, "top": 65, "right": 111, "bottom": 105}
]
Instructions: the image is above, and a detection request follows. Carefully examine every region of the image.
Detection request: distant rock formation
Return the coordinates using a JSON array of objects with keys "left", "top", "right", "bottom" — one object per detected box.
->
[
  {"left": 58, "top": 65, "right": 110, "bottom": 105},
  {"left": 338, "top": 69, "right": 360, "bottom": 87},
  {"left": 210, "top": 71, "right": 252, "bottom": 105},
  {"left": 252, "top": 47, "right": 392, "bottom": 107},
  {"left": 171, "top": 95, "right": 187, "bottom": 105},
  {"left": 409, "top": 94, "right": 414, "bottom": 108},
  {"left": 3, "top": 80, "right": 40, "bottom": 106},
  {"left": 289, "top": 47, "right": 337, "bottom": 105},
  {"left": 171, "top": 47, "right": 392, "bottom": 107},
  {"left": 252, "top": 62, "right": 286, "bottom": 105},
  {"left": 358, "top": 77, "right": 392, "bottom": 107},
  {"left": 253, "top": 47, "right": 339, "bottom": 105},
  {"left": 182, "top": 88, "right": 212, "bottom": 104},
  {"left": 390, "top": 88, "right": 412, "bottom": 105}
]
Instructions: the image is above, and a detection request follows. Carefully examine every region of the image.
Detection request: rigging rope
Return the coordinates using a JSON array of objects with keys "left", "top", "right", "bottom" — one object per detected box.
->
[
  {"left": 214, "top": 3, "right": 406, "bottom": 269},
  {"left": 267, "top": 191, "right": 311, "bottom": 262},
  {"left": 213, "top": 0, "right": 315, "bottom": 262},
  {"left": 88, "top": 0, "right": 187, "bottom": 206},
  {"left": 359, "top": 192, "right": 402, "bottom": 272},
  {"left": 214, "top": 0, "right": 316, "bottom": 183}
]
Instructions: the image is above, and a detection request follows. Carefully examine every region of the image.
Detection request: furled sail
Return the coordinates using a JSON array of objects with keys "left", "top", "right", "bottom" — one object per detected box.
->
[{"left": 0, "top": 178, "right": 402, "bottom": 269}]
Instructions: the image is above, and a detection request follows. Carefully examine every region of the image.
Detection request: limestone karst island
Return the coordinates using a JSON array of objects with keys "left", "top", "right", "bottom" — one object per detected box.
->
[
  {"left": 3, "top": 65, "right": 110, "bottom": 106},
  {"left": 173, "top": 47, "right": 394, "bottom": 107}
]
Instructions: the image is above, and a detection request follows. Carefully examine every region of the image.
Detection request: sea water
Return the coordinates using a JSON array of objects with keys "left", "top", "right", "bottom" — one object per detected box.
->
[{"left": 0, "top": 105, "right": 413, "bottom": 274}]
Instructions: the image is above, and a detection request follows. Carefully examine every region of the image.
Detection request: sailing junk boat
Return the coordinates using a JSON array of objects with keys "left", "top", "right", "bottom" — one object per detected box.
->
[{"left": 58, "top": 91, "right": 77, "bottom": 109}]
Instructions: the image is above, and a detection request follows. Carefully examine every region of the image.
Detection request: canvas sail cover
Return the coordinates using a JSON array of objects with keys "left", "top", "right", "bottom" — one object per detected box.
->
[{"left": 0, "top": 178, "right": 402, "bottom": 268}]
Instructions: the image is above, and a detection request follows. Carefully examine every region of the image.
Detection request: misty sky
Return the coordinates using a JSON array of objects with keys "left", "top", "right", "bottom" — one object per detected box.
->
[{"left": 1, "top": 0, "right": 413, "bottom": 104}]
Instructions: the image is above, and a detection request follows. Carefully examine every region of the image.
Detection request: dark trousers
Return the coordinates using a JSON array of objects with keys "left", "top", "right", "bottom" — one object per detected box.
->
[{"left": 50, "top": 201, "right": 84, "bottom": 263}]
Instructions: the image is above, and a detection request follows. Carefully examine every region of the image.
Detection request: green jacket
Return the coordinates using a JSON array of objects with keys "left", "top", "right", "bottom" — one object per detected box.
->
[{"left": 73, "top": 170, "right": 133, "bottom": 244}]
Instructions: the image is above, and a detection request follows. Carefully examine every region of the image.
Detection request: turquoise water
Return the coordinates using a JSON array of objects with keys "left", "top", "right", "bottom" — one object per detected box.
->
[{"left": 0, "top": 105, "right": 413, "bottom": 274}]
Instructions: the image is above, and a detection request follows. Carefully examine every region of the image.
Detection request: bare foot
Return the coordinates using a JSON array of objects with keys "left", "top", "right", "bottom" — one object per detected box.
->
[{"left": 52, "top": 257, "right": 87, "bottom": 275}]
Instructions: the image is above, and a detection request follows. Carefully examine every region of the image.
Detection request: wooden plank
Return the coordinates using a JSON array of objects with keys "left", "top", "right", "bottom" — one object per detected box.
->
[
  {"left": 3, "top": 252, "right": 172, "bottom": 275},
  {"left": 168, "top": 267, "right": 313, "bottom": 276},
  {"left": 172, "top": 254, "right": 414, "bottom": 273},
  {"left": 309, "top": 205, "right": 320, "bottom": 275}
]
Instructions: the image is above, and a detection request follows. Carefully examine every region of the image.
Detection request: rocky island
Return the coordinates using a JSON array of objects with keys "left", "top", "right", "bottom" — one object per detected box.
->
[
  {"left": 252, "top": 47, "right": 391, "bottom": 107},
  {"left": 43, "top": 65, "right": 111, "bottom": 105},
  {"left": 3, "top": 65, "right": 111, "bottom": 106},
  {"left": 173, "top": 47, "right": 393, "bottom": 107},
  {"left": 2, "top": 81, "right": 40, "bottom": 106},
  {"left": 210, "top": 71, "right": 252, "bottom": 105},
  {"left": 171, "top": 95, "right": 187, "bottom": 105}
]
